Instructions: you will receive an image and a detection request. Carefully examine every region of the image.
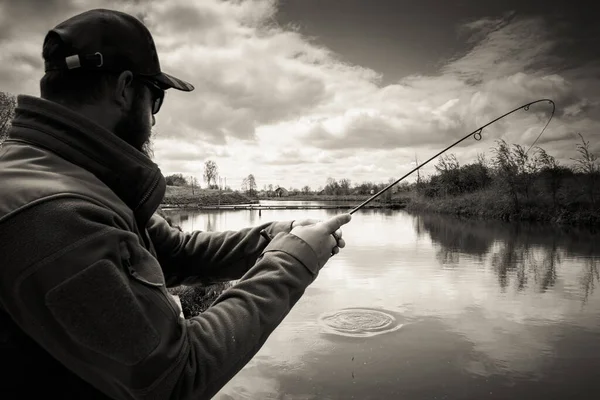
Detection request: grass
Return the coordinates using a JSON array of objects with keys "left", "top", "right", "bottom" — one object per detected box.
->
[
  {"left": 406, "top": 186, "right": 600, "bottom": 227},
  {"left": 162, "top": 186, "right": 257, "bottom": 207},
  {"left": 168, "top": 283, "right": 233, "bottom": 318}
]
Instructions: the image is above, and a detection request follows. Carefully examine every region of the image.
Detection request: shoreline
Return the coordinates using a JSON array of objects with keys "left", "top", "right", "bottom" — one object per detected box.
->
[
  {"left": 159, "top": 202, "right": 406, "bottom": 211},
  {"left": 160, "top": 187, "right": 597, "bottom": 227},
  {"left": 405, "top": 192, "right": 599, "bottom": 228}
]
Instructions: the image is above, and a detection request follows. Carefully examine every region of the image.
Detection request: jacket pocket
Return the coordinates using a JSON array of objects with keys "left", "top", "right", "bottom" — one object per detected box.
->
[{"left": 120, "top": 241, "right": 181, "bottom": 318}]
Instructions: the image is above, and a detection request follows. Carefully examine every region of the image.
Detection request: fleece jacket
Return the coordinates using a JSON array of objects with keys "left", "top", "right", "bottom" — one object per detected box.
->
[{"left": 0, "top": 95, "right": 321, "bottom": 399}]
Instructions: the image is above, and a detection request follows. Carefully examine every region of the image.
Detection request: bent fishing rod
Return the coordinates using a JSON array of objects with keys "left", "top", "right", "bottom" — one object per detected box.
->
[{"left": 349, "top": 98, "right": 556, "bottom": 215}]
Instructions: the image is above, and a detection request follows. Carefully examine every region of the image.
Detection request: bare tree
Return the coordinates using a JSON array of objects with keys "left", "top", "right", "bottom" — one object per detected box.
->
[
  {"left": 247, "top": 174, "right": 257, "bottom": 196},
  {"left": 415, "top": 154, "right": 421, "bottom": 185},
  {"left": 203, "top": 160, "right": 219, "bottom": 188},
  {"left": 476, "top": 152, "right": 488, "bottom": 168},
  {"left": 435, "top": 153, "right": 459, "bottom": 173},
  {"left": 572, "top": 133, "right": 599, "bottom": 174},
  {"left": 189, "top": 176, "right": 199, "bottom": 195}
]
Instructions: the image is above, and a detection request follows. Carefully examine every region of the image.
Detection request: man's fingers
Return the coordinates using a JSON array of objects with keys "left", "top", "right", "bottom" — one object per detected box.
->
[
  {"left": 337, "top": 238, "right": 346, "bottom": 248},
  {"left": 322, "top": 213, "right": 352, "bottom": 233},
  {"left": 331, "top": 246, "right": 340, "bottom": 256},
  {"left": 333, "top": 228, "right": 342, "bottom": 239}
]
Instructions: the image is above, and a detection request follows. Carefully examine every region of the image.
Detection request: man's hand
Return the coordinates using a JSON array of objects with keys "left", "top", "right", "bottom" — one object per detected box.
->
[
  {"left": 289, "top": 214, "right": 351, "bottom": 269},
  {"left": 291, "top": 219, "right": 321, "bottom": 229}
]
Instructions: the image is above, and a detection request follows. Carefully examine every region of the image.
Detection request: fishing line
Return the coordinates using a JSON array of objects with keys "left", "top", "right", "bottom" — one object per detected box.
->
[{"left": 349, "top": 99, "right": 556, "bottom": 215}]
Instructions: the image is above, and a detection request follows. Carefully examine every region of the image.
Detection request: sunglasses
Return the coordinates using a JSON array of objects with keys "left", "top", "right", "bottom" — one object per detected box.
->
[{"left": 135, "top": 76, "right": 165, "bottom": 115}]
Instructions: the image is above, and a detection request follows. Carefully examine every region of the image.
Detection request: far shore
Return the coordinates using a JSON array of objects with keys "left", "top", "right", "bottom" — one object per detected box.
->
[
  {"left": 160, "top": 186, "right": 408, "bottom": 210},
  {"left": 160, "top": 185, "right": 598, "bottom": 227}
]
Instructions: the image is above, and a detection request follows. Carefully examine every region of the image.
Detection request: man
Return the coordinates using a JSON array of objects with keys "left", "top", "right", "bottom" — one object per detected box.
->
[{"left": 0, "top": 9, "right": 351, "bottom": 400}]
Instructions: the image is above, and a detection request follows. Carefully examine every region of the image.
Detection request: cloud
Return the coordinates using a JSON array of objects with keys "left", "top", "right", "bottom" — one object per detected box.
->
[
  {"left": 295, "top": 16, "right": 593, "bottom": 157},
  {"left": 0, "top": 0, "right": 598, "bottom": 188}
]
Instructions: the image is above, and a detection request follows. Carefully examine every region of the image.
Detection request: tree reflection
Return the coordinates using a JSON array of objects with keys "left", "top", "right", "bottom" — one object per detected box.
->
[
  {"left": 489, "top": 232, "right": 538, "bottom": 292},
  {"left": 414, "top": 214, "right": 495, "bottom": 267},
  {"left": 580, "top": 257, "right": 600, "bottom": 304},
  {"left": 248, "top": 209, "right": 256, "bottom": 225},
  {"left": 537, "top": 242, "right": 559, "bottom": 292},
  {"left": 202, "top": 212, "right": 218, "bottom": 232},
  {"left": 414, "top": 213, "right": 599, "bottom": 299}
]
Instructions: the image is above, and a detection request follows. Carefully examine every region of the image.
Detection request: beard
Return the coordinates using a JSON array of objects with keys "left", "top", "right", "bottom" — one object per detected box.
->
[{"left": 113, "top": 97, "right": 154, "bottom": 159}]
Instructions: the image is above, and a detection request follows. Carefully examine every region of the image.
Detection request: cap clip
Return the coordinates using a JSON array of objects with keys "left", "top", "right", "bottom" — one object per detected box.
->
[
  {"left": 65, "top": 55, "right": 81, "bottom": 69},
  {"left": 94, "top": 52, "right": 103, "bottom": 67}
]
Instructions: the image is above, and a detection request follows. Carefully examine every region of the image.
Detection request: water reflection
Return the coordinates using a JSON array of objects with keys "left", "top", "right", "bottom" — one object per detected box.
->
[
  {"left": 581, "top": 257, "right": 600, "bottom": 304},
  {"left": 414, "top": 213, "right": 600, "bottom": 303},
  {"left": 163, "top": 207, "right": 600, "bottom": 399}
]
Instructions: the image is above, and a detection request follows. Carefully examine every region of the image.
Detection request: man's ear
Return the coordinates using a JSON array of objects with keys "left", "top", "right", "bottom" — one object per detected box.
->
[{"left": 114, "top": 71, "right": 135, "bottom": 111}]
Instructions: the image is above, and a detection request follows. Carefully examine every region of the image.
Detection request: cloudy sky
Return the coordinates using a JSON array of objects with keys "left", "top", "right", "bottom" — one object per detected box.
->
[{"left": 1, "top": 0, "right": 598, "bottom": 190}]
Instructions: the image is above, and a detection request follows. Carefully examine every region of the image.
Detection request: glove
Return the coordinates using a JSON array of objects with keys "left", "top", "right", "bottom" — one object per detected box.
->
[{"left": 289, "top": 213, "right": 351, "bottom": 269}]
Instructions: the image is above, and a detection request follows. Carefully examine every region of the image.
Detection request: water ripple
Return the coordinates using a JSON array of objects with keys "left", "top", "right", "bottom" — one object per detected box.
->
[{"left": 318, "top": 307, "right": 404, "bottom": 338}]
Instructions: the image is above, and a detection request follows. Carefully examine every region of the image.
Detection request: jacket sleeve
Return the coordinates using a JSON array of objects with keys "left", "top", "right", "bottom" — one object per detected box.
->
[
  {"left": 147, "top": 213, "right": 295, "bottom": 286},
  {"left": 0, "top": 198, "right": 320, "bottom": 400}
]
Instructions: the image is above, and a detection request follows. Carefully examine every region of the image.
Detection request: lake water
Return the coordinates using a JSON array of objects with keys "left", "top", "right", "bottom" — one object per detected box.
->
[{"left": 162, "top": 204, "right": 600, "bottom": 400}]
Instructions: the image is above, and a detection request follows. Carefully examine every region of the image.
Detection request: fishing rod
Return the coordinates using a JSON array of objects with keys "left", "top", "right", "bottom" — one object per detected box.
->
[{"left": 349, "top": 98, "right": 556, "bottom": 215}]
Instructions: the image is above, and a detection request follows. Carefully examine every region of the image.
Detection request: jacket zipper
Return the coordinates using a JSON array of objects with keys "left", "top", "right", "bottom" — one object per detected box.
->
[{"left": 136, "top": 172, "right": 161, "bottom": 211}]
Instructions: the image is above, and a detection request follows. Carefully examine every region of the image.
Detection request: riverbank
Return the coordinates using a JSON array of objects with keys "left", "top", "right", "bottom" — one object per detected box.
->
[
  {"left": 160, "top": 186, "right": 409, "bottom": 209},
  {"left": 161, "top": 186, "right": 598, "bottom": 227},
  {"left": 406, "top": 188, "right": 600, "bottom": 227},
  {"left": 161, "top": 186, "right": 258, "bottom": 208}
]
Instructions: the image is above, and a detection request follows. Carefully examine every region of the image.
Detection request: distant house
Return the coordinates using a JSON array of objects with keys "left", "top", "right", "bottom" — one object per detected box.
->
[{"left": 274, "top": 187, "right": 289, "bottom": 197}]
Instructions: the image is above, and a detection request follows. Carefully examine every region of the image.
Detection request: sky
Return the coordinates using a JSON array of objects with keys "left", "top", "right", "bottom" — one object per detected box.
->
[{"left": 0, "top": 0, "right": 598, "bottom": 190}]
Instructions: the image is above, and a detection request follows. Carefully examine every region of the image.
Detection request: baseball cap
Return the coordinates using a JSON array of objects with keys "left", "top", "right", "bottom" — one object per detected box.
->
[{"left": 43, "top": 9, "right": 194, "bottom": 92}]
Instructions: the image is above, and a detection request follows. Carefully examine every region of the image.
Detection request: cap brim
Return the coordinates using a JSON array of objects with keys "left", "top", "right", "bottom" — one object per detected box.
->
[{"left": 153, "top": 72, "right": 194, "bottom": 92}]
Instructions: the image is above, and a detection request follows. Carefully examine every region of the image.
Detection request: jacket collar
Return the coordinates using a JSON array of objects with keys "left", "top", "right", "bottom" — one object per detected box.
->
[{"left": 9, "top": 95, "right": 166, "bottom": 227}]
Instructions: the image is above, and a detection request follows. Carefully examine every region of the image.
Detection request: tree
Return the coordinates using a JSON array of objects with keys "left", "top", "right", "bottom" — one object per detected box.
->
[
  {"left": 165, "top": 173, "right": 187, "bottom": 186},
  {"left": 302, "top": 185, "right": 311, "bottom": 194},
  {"left": 339, "top": 179, "right": 352, "bottom": 195},
  {"left": 324, "top": 177, "right": 340, "bottom": 195},
  {"left": 203, "top": 160, "right": 219, "bottom": 188},
  {"left": 382, "top": 177, "right": 395, "bottom": 203},
  {"left": 188, "top": 176, "right": 199, "bottom": 195},
  {"left": 493, "top": 139, "right": 520, "bottom": 211},
  {"left": 572, "top": 133, "right": 598, "bottom": 174},
  {"left": 535, "top": 147, "right": 566, "bottom": 208},
  {"left": 511, "top": 143, "right": 540, "bottom": 201},
  {"left": 247, "top": 174, "right": 257, "bottom": 196},
  {"left": 433, "top": 154, "right": 460, "bottom": 196},
  {"left": 0, "top": 91, "right": 16, "bottom": 146},
  {"left": 571, "top": 133, "right": 599, "bottom": 205},
  {"left": 415, "top": 154, "right": 421, "bottom": 186}
]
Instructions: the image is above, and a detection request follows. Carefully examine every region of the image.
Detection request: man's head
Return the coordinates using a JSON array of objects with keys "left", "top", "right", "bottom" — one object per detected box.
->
[{"left": 40, "top": 9, "right": 194, "bottom": 157}]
